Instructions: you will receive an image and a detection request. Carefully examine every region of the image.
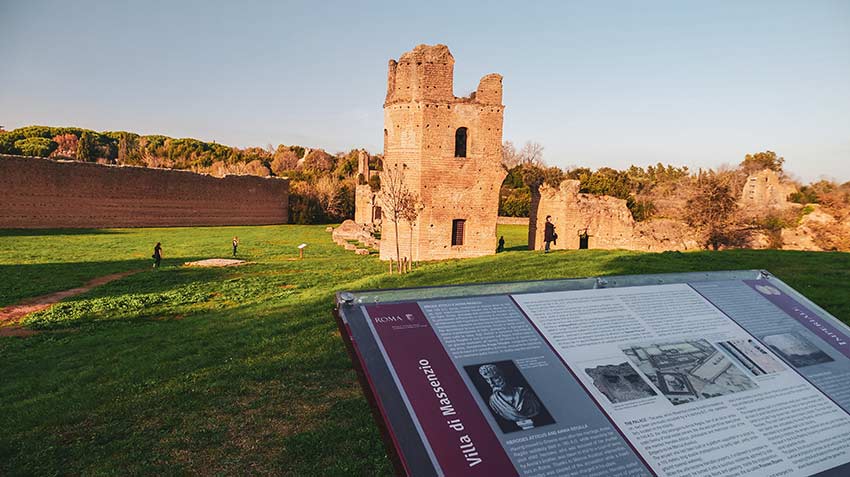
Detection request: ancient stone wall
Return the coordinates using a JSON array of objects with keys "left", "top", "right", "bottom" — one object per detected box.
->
[
  {"left": 0, "top": 155, "right": 289, "bottom": 228},
  {"left": 530, "top": 180, "right": 635, "bottom": 250},
  {"left": 354, "top": 150, "right": 381, "bottom": 226},
  {"left": 496, "top": 216, "right": 530, "bottom": 225},
  {"left": 354, "top": 185, "right": 380, "bottom": 225},
  {"left": 740, "top": 169, "right": 796, "bottom": 209},
  {"left": 529, "top": 180, "right": 699, "bottom": 252},
  {"left": 377, "top": 44, "right": 506, "bottom": 261}
]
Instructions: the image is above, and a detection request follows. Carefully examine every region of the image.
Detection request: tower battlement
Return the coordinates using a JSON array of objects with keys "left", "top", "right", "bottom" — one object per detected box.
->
[
  {"left": 385, "top": 44, "right": 455, "bottom": 104},
  {"left": 385, "top": 44, "right": 503, "bottom": 107}
]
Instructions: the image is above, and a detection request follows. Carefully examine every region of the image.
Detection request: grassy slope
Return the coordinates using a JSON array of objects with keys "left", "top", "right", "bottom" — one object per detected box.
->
[{"left": 1, "top": 224, "right": 849, "bottom": 476}]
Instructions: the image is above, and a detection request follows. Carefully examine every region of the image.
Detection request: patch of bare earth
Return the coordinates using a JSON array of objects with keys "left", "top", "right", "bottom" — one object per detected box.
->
[
  {"left": 0, "top": 326, "right": 39, "bottom": 337},
  {"left": 183, "top": 259, "right": 248, "bottom": 267},
  {"left": 0, "top": 269, "right": 142, "bottom": 332}
]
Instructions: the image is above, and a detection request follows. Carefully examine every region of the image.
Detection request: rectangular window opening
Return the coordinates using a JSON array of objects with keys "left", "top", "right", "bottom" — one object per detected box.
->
[
  {"left": 454, "top": 127, "right": 468, "bottom": 158},
  {"left": 451, "top": 219, "right": 466, "bottom": 246}
]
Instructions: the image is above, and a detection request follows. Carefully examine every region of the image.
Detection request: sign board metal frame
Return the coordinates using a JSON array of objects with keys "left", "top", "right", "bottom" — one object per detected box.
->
[{"left": 334, "top": 270, "right": 850, "bottom": 477}]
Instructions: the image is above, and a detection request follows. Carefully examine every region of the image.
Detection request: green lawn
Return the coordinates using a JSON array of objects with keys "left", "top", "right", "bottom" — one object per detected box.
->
[{"left": 2, "top": 225, "right": 849, "bottom": 476}]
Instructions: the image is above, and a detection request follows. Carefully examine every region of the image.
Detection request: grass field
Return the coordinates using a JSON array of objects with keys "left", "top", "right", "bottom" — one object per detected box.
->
[{"left": 2, "top": 224, "right": 849, "bottom": 476}]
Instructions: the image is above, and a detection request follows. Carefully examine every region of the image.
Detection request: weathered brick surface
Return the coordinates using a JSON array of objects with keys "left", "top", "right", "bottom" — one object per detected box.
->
[
  {"left": 354, "top": 184, "right": 377, "bottom": 225},
  {"left": 530, "top": 180, "right": 701, "bottom": 251},
  {"left": 0, "top": 155, "right": 289, "bottom": 228},
  {"left": 496, "top": 216, "right": 530, "bottom": 225},
  {"left": 530, "top": 180, "right": 634, "bottom": 250},
  {"left": 354, "top": 149, "right": 382, "bottom": 226},
  {"left": 740, "top": 169, "right": 796, "bottom": 209},
  {"left": 377, "top": 44, "right": 506, "bottom": 261}
]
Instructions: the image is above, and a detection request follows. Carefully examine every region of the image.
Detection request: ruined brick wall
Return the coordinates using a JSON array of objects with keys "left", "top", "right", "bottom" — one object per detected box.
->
[
  {"left": 740, "top": 169, "right": 796, "bottom": 209},
  {"left": 354, "top": 184, "right": 378, "bottom": 225},
  {"left": 530, "top": 180, "right": 636, "bottom": 251},
  {"left": 497, "top": 216, "right": 530, "bottom": 225},
  {"left": 530, "top": 180, "right": 701, "bottom": 251},
  {"left": 0, "top": 155, "right": 289, "bottom": 228},
  {"left": 357, "top": 150, "right": 369, "bottom": 178},
  {"left": 378, "top": 44, "right": 506, "bottom": 261},
  {"left": 354, "top": 150, "right": 380, "bottom": 226}
]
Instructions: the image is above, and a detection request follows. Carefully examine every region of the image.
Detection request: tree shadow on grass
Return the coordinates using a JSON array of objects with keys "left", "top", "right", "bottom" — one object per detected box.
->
[
  {"left": 599, "top": 249, "right": 850, "bottom": 323},
  {"left": 0, "top": 289, "right": 389, "bottom": 475}
]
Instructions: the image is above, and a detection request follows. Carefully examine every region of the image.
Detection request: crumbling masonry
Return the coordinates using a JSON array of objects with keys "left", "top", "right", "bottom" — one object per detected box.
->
[
  {"left": 740, "top": 169, "right": 796, "bottom": 210},
  {"left": 371, "top": 44, "right": 507, "bottom": 261}
]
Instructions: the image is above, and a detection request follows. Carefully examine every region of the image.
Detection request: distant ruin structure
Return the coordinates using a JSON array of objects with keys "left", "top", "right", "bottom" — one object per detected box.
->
[
  {"left": 0, "top": 155, "right": 289, "bottom": 228},
  {"left": 354, "top": 150, "right": 381, "bottom": 226},
  {"left": 740, "top": 169, "right": 796, "bottom": 209},
  {"left": 529, "top": 180, "right": 635, "bottom": 251},
  {"left": 374, "top": 44, "right": 506, "bottom": 261},
  {"left": 529, "top": 180, "right": 699, "bottom": 252}
]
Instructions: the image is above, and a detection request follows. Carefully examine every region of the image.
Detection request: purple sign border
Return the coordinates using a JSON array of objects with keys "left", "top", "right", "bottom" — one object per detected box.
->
[
  {"left": 744, "top": 279, "right": 850, "bottom": 360},
  {"left": 365, "top": 302, "right": 517, "bottom": 477}
]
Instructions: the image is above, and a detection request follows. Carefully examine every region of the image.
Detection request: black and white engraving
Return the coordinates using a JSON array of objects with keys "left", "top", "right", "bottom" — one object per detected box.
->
[
  {"left": 622, "top": 339, "right": 757, "bottom": 405},
  {"left": 464, "top": 360, "right": 555, "bottom": 433}
]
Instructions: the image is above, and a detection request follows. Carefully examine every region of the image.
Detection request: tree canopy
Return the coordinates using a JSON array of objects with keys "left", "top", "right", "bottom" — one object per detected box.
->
[{"left": 740, "top": 150, "right": 784, "bottom": 174}]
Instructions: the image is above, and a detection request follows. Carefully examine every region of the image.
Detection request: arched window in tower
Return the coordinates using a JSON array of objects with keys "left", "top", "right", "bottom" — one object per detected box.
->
[
  {"left": 454, "top": 127, "right": 468, "bottom": 158},
  {"left": 383, "top": 129, "right": 388, "bottom": 155}
]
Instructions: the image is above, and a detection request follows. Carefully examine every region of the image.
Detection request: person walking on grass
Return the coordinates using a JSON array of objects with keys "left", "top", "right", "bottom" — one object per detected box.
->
[
  {"left": 544, "top": 216, "right": 556, "bottom": 253},
  {"left": 232, "top": 236, "right": 239, "bottom": 257},
  {"left": 153, "top": 242, "right": 162, "bottom": 268}
]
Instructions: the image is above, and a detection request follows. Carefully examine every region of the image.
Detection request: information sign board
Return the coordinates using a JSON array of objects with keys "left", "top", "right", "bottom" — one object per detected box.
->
[{"left": 334, "top": 270, "right": 850, "bottom": 477}]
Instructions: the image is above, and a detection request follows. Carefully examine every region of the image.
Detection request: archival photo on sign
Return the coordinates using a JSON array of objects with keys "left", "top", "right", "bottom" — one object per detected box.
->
[
  {"left": 622, "top": 339, "right": 757, "bottom": 405},
  {"left": 511, "top": 283, "right": 850, "bottom": 477},
  {"left": 717, "top": 339, "right": 786, "bottom": 376},
  {"left": 584, "top": 362, "right": 657, "bottom": 404},
  {"left": 762, "top": 332, "right": 835, "bottom": 368},
  {"left": 463, "top": 360, "right": 555, "bottom": 434}
]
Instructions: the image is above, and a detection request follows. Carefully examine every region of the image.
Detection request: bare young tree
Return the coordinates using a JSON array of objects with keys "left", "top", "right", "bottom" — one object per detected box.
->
[
  {"left": 379, "top": 164, "right": 412, "bottom": 272},
  {"left": 314, "top": 176, "right": 351, "bottom": 219},
  {"left": 501, "top": 140, "right": 521, "bottom": 169},
  {"left": 400, "top": 191, "right": 423, "bottom": 271},
  {"left": 520, "top": 141, "right": 545, "bottom": 166},
  {"left": 503, "top": 140, "right": 545, "bottom": 168}
]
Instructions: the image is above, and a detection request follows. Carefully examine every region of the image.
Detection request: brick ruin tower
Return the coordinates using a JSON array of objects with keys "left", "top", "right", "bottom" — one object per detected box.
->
[
  {"left": 354, "top": 150, "right": 381, "bottom": 225},
  {"left": 377, "top": 44, "right": 506, "bottom": 262}
]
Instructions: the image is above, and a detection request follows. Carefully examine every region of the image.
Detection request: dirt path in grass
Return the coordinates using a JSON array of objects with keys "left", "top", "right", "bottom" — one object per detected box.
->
[{"left": 0, "top": 270, "right": 143, "bottom": 334}]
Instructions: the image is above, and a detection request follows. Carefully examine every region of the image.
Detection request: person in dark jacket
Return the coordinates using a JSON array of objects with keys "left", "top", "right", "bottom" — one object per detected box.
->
[
  {"left": 153, "top": 242, "right": 162, "bottom": 268},
  {"left": 544, "top": 216, "right": 555, "bottom": 253},
  {"left": 496, "top": 235, "right": 505, "bottom": 253}
]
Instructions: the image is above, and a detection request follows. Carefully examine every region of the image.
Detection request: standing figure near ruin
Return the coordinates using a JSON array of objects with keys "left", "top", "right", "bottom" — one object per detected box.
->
[
  {"left": 153, "top": 242, "right": 162, "bottom": 268},
  {"left": 544, "top": 216, "right": 556, "bottom": 253},
  {"left": 232, "top": 236, "right": 239, "bottom": 257}
]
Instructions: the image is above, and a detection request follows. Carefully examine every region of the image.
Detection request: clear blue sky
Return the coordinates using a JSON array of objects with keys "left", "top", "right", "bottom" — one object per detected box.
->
[{"left": 2, "top": 0, "right": 848, "bottom": 183}]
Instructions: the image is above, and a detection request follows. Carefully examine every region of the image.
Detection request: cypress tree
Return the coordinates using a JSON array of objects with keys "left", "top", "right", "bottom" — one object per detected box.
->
[{"left": 76, "top": 131, "right": 95, "bottom": 162}]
